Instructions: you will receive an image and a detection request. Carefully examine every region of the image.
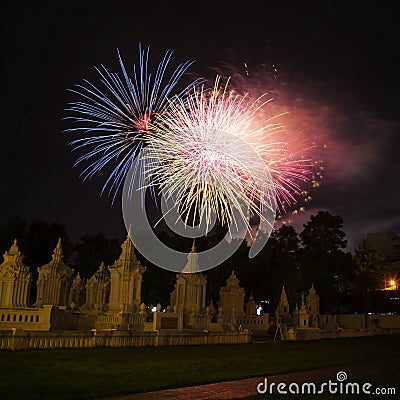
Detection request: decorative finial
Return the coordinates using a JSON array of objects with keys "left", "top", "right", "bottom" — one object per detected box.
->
[
  {"left": 9, "top": 239, "right": 19, "bottom": 253},
  {"left": 52, "top": 238, "right": 63, "bottom": 261}
]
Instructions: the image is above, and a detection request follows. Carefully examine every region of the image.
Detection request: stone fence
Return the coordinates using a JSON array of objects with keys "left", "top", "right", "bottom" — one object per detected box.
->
[
  {"left": 0, "top": 305, "right": 52, "bottom": 331},
  {"left": 336, "top": 314, "right": 400, "bottom": 329},
  {"left": 236, "top": 314, "right": 269, "bottom": 331},
  {"left": 289, "top": 327, "right": 400, "bottom": 341},
  {"left": 0, "top": 329, "right": 251, "bottom": 351}
]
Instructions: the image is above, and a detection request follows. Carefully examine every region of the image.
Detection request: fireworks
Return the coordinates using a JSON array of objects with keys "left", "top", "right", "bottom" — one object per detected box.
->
[
  {"left": 64, "top": 43, "right": 198, "bottom": 202},
  {"left": 65, "top": 44, "right": 318, "bottom": 237},
  {"left": 143, "top": 76, "right": 314, "bottom": 233}
]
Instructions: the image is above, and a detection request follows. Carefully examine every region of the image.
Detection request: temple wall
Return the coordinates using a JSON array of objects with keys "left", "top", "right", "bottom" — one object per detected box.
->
[
  {"left": 0, "top": 305, "right": 52, "bottom": 331},
  {"left": 0, "top": 329, "right": 251, "bottom": 350},
  {"left": 236, "top": 314, "right": 269, "bottom": 331},
  {"left": 336, "top": 314, "right": 365, "bottom": 329},
  {"left": 372, "top": 314, "right": 400, "bottom": 328},
  {"left": 335, "top": 314, "right": 400, "bottom": 330},
  {"left": 292, "top": 328, "right": 400, "bottom": 341}
]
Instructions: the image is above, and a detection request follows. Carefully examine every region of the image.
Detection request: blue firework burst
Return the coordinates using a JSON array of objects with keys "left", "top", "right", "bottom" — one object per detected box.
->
[{"left": 65, "top": 43, "right": 198, "bottom": 202}]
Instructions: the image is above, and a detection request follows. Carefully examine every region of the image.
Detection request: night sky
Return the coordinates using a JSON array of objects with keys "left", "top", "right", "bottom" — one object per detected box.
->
[{"left": 2, "top": 1, "right": 399, "bottom": 251}]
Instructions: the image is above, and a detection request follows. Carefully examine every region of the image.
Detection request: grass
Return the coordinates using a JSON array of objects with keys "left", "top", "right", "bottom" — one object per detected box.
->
[{"left": 0, "top": 335, "right": 399, "bottom": 400}]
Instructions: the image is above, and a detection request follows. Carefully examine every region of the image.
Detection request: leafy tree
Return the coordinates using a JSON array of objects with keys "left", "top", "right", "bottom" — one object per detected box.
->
[
  {"left": 300, "top": 211, "right": 347, "bottom": 255},
  {"left": 299, "top": 211, "right": 349, "bottom": 312},
  {"left": 0, "top": 214, "right": 28, "bottom": 254},
  {"left": 350, "top": 241, "right": 389, "bottom": 326},
  {"left": 138, "top": 259, "right": 175, "bottom": 308},
  {"left": 266, "top": 224, "right": 301, "bottom": 309},
  {"left": 73, "top": 233, "right": 120, "bottom": 279},
  {"left": 24, "top": 220, "right": 73, "bottom": 268}
]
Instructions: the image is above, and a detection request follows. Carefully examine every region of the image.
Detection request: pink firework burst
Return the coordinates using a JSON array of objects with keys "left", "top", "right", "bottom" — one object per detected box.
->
[{"left": 143, "top": 76, "right": 316, "bottom": 231}]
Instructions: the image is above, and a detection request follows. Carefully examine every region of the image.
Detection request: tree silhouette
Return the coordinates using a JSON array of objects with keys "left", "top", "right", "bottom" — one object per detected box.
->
[
  {"left": 350, "top": 241, "right": 389, "bottom": 327},
  {"left": 73, "top": 233, "right": 120, "bottom": 279},
  {"left": 299, "top": 210, "right": 349, "bottom": 312}
]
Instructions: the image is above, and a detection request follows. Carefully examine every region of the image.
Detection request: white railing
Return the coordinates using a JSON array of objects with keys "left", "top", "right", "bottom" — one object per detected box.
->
[{"left": 0, "top": 329, "right": 251, "bottom": 350}]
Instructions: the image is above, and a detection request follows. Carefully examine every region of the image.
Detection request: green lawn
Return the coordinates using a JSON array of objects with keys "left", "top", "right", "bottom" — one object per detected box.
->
[{"left": 0, "top": 335, "right": 399, "bottom": 400}]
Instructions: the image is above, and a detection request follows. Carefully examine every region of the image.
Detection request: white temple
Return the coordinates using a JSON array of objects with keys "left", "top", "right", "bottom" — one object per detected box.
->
[
  {"left": 108, "top": 235, "right": 146, "bottom": 313},
  {"left": 0, "top": 240, "right": 31, "bottom": 308},
  {"left": 35, "top": 238, "right": 74, "bottom": 308},
  {"left": 170, "top": 242, "right": 207, "bottom": 317},
  {"left": 1, "top": 233, "right": 395, "bottom": 350},
  {"left": 81, "top": 262, "right": 110, "bottom": 312},
  {"left": 218, "top": 270, "right": 245, "bottom": 318}
]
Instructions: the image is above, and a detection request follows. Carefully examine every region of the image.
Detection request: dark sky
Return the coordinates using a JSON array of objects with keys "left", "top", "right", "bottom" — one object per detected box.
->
[{"left": 1, "top": 1, "right": 399, "bottom": 251}]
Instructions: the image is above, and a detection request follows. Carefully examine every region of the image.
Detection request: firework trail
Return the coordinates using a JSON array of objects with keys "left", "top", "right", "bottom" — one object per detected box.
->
[
  {"left": 143, "top": 76, "right": 315, "bottom": 233},
  {"left": 64, "top": 43, "right": 198, "bottom": 202}
]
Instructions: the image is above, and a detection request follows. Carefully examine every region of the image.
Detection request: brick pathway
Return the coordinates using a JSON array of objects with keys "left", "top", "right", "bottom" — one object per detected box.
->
[{"left": 102, "top": 357, "right": 400, "bottom": 400}]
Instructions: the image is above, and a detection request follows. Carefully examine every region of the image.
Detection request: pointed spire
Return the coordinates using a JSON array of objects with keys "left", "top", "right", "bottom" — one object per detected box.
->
[
  {"left": 121, "top": 232, "right": 135, "bottom": 252},
  {"left": 90, "top": 261, "right": 110, "bottom": 283},
  {"left": 3, "top": 239, "right": 23, "bottom": 262},
  {"left": 227, "top": 270, "right": 239, "bottom": 286},
  {"left": 72, "top": 272, "right": 82, "bottom": 284},
  {"left": 309, "top": 283, "right": 316, "bottom": 295},
  {"left": 8, "top": 239, "right": 19, "bottom": 255},
  {"left": 280, "top": 285, "right": 288, "bottom": 304},
  {"left": 117, "top": 233, "right": 137, "bottom": 266},
  {"left": 52, "top": 238, "right": 63, "bottom": 262},
  {"left": 1, "top": 238, "right": 27, "bottom": 268},
  {"left": 182, "top": 240, "right": 200, "bottom": 273}
]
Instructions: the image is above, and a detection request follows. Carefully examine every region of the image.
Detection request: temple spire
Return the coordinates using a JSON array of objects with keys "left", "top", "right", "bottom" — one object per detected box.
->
[
  {"left": 8, "top": 239, "right": 19, "bottom": 255},
  {"left": 182, "top": 240, "right": 199, "bottom": 273},
  {"left": 118, "top": 233, "right": 137, "bottom": 265},
  {"left": 52, "top": 238, "right": 63, "bottom": 262},
  {"left": 0, "top": 239, "right": 31, "bottom": 308},
  {"left": 2, "top": 239, "right": 23, "bottom": 264}
]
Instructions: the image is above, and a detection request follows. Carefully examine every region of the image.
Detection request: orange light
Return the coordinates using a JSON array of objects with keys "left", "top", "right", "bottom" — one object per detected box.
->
[{"left": 389, "top": 280, "right": 396, "bottom": 287}]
